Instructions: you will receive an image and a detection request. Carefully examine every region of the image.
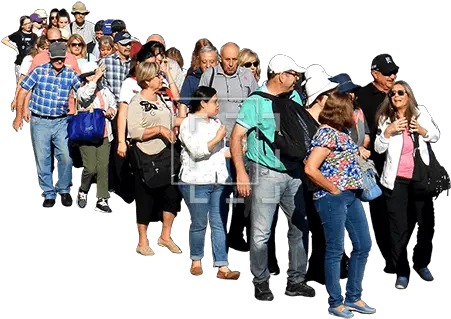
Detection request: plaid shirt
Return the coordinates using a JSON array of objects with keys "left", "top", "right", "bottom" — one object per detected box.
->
[
  {"left": 101, "top": 52, "right": 131, "bottom": 102},
  {"left": 21, "top": 63, "right": 81, "bottom": 116}
]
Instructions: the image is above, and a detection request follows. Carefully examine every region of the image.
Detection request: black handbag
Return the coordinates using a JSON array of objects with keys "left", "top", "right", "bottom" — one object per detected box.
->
[
  {"left": 411, "top": 133, "right": 450, "bottom": 198},
  {"left": 131, "top": 144, "right": 181, "bottom": 189}
]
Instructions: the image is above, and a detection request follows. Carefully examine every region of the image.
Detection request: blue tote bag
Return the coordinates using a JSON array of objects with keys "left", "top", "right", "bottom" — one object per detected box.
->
[{"left": 68, "top": 93, "right": 106, "bottom": 141}]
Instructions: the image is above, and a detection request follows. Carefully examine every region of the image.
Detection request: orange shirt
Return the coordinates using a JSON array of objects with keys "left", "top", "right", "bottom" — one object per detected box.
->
[{"left": 28, "top": 50, "right": 80, "bottom": 113}]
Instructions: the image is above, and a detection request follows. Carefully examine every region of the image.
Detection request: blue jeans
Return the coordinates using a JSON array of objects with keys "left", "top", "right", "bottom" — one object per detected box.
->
[
  {"left": 30, "top": 116, "right": 73, "bottom": 199},
  {"left": 179, "top": 183, "right": 229, "bottom": 267},
  {"left": 248, "top": 162, "right": 309, "bottom": 284},
  {"left": 314, "top": 191, "right": 372, "bottom": 307}
]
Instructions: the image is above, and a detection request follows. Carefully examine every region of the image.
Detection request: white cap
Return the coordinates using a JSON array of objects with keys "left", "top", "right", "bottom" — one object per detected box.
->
[
  {"left": 34, "top": 9, "right": 48, "bottom": 19},
  {"left": 301, "top": 64, "right": 331, "bottom": 86},
  {"left": 268, "top": 54, "right": 305, "bottom": 74},
  {"left": 304, "top": 64, "right": 339, "bottom": 106},
  {"left": 80, "top": 61, "right": 98, "bottom": 77},
  {"left": 60, "top": 28, "right": 70, "bottom": 41}
]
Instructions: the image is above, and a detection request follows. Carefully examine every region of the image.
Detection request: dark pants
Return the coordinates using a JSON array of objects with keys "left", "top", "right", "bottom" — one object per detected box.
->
[{"left": 383, "top": 177, "right": 435, "bottom": 277}]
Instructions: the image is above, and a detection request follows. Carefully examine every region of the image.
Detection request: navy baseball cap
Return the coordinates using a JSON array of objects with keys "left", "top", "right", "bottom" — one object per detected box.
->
[
  {"left": 114, "top": 31, "right": 132, "bottom": 45},
  {"left": 329, "top": 73, "right": 361, "bottom": 93}
]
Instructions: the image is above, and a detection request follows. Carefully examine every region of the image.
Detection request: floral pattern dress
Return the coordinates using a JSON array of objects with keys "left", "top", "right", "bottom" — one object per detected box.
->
[{"left": 306, "top": 127, "right": 363, "bottom": 199}]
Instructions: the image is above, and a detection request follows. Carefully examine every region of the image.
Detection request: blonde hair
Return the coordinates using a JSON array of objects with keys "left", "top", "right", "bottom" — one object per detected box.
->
[
  {"left": 238, "top": 48, "right": 261, "bottom": 82},
  {"left": 136, "top": 62, "right": 160, "bottom": 89},
  {"left": 67, "top": 34, "right": 87, "bottom": 58}
]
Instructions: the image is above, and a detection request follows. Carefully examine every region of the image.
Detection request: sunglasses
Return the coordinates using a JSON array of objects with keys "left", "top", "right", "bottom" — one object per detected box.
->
[
  {"left": 50, "top": 16, "right": 58, "bottom": 20},
  {"left": 388, "top": 89, "right": 406, "bottom": 98},
  {"left": 70, "top": 43, "right": 83, "bottom": 47},
  {"left": 73, "top": 12, "right": 87, "bottom": 15},
  {"left": 48, "top": 38, "right": 64, "bottom": 43},
  {"left": 51, "top": 58, "right": 65, "bottom": 62},
  {"left": 244, "top": 61, "right": 259, "bottom": 68},
  {"left": 140, "top": 101, "right": 159, "bottom": 112},
  {"left": 381, "top": 70, "right": 398, "bottom": 77}
]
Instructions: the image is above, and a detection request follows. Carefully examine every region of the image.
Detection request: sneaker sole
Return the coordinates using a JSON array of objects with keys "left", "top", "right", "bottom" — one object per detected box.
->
[
  {"left": 95, "top": 207, "right": 112, "bottom": 213},
  {"left": 345, "top": 306, "right": 376, "bottom": 314},
  {"left": 329, "top": 311, "right": 354, "bottom": 318},
  {"left": 285, "top": 290, "right": 315, "bottom": 297},
  {"left": 395, "top": 284, "right": 407, "bottom": 289},
  {"left": 77, "top": 202, "right": 87, "bottom": 209}
]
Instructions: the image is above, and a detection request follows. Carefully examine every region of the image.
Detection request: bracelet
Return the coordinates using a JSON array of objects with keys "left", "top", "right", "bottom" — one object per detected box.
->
[{"left": 118, "top": 141, "right": 125, "bottom": 144}]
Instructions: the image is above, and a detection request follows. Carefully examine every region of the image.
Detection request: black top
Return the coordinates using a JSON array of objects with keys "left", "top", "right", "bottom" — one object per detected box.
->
[
  {"left": 355, "top": 82, "right": 386, "bottom": 136},
  {"left": 8, "top": 30, "right": 37, "bottom": 65}
]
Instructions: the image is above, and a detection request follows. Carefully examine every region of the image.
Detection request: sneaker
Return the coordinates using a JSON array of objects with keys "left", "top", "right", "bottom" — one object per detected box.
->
[
  {"left": 285, "top": 281, "right": 315, "bottom": 297},
  {"left": 413, "top": 266, "right": 434, "bottom": 281},
  {"left": 95, "top": 198, "right": 112, "bottom": 213},
  {"left": 77, "top": 189, "right": 88, "bottom": 208},
  {"left": 395, "top": 276, "right": 409, "bottom": 289},
  {"left": 254, "top": 281, "right": 274, "bottom": 301}
]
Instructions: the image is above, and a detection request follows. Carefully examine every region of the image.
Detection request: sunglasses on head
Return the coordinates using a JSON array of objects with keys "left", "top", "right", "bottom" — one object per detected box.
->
[
  {"left": 244, "top": 61, "right": 259, "bottom": 68},
  {"left": 388, "top": 89, "right": 406, "bottom": 98},
  {"left": 70, "top": 42, "right": 83, "bottom": 47},
  {"left": 140, "top": 101, "right": 159, "bottom": 112}
]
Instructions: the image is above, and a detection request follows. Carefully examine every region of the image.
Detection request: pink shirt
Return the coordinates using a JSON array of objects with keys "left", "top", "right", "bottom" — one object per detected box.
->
[{"left": 396, "top": 129, "right": 414, "bottom": 178}]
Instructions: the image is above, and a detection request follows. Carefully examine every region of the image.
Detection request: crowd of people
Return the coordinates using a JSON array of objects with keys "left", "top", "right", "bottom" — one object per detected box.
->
[{"left": 3, "top": 2, "right": 445, "bottom": 318}]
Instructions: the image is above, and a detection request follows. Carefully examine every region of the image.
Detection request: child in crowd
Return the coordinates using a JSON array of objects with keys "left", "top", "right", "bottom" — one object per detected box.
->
[{"left": 98, "top": 35, "right": 114, "bottom": 59}]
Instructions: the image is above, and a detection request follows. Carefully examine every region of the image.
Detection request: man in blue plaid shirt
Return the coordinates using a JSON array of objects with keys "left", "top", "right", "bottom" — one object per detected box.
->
[
  {"left": 15, "top": 42, "right": 81, "bottom": 208},
  {"left": 100, "top": 31, "right": 133, "bottom": 198}
]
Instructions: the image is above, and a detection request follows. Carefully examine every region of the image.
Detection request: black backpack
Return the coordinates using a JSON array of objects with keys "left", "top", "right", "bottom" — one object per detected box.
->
[{"left": 247, "top": 91, "right": 317, "bottom": 171}]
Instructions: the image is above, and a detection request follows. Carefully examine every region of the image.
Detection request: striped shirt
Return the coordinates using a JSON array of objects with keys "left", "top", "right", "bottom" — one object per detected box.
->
[
  {"left": 21, "top": 63, "right": 81, "bottom": 116},
  {"left": 101, "top": 52, "right": 131, "bottom": 102}
]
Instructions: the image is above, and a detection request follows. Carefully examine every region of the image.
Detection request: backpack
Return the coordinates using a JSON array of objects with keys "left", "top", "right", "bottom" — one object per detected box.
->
[{"left": 247, "top": 91, "right": 317, "bottom": 171}]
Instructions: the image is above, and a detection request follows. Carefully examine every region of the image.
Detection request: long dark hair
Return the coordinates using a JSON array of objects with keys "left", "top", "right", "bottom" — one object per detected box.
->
[
  {"left": 375, "top": 80, "right": 419, "bottom": 125},
  {"left": 57, "top": 9, "right": 71, "bottom": 24},
  {"left": 48, "top": 8, "right": 59, "bottom": 26},
  {"left": 19, "top": 15, "right": 30, "bottom": 32},
  {"left": 190, "top": 86, "right": 217, "bottom": 113}
]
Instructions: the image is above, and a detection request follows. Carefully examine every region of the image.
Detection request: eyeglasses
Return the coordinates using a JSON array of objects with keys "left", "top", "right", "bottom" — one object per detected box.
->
[
  {"left": 140, "top": 101, "right": 159, "bottom": 112},
  {"left": 388, "top": 89, "right": 406, "bottom": 98},
  {"left": 381, "top": 70, "right": 398, "bottom": 77},
  {"left": 48, "top": 38, "right": 63, "bottom": 43},
  {"left": 284, "top": 71, "right": 300, "bottom": 80},
  {"left": 244, "top": 61, "right": 259, "bottom": 68},
  {"left": 70, "top": 43, "right": 83, "bottom": 47}
]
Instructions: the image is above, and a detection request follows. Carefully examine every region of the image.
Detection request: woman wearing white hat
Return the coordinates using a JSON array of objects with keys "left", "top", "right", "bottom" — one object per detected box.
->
[{"left": 75, "top": 61, "right": 117, "bottom": 213}]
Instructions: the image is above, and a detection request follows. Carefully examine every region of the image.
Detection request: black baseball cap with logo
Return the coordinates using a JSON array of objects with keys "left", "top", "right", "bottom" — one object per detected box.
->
[{"left": 371, "top": 54, "right": 399, "bottom": 75}]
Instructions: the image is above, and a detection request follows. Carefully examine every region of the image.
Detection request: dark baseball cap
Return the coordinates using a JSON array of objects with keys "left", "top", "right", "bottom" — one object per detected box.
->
[
  {"left": 114, "top": 31, "right": 132, "bottom": 45},
  {"left": 371, "top": 54, "right": 399, "bottom": 75},
  {"left": 49, "top": 42, "right": 67, "bottom": 59},
  {"left": 329, "top": 73, "right": 361, "bottom": 93}
]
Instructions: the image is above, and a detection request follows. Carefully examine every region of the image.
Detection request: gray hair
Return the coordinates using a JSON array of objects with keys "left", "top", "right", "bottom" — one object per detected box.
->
[{"left": 199, "top": 45, "right": 219, "bottom": 59}]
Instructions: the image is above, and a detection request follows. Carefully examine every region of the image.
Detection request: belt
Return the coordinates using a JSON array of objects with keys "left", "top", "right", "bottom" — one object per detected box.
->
[{"left": 31, "top": 112, "right": 67, "bottom": 120}]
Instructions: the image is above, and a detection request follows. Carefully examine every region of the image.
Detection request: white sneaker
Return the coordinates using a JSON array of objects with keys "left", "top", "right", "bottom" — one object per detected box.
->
[
  {"left": 95, "top": 198, "right": 110, "bottom": 213},
  {"left": 77, "top": 191, "right": 88, "bottom": 208}
]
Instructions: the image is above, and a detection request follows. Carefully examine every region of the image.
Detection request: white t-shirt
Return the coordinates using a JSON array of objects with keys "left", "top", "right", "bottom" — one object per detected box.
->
[
  {"left": 119, "top": 77, "right": 141, "bottom": 104},
  {"left": 19, "top": 55, "right": 33, "bottom": 76},
  {"left": 119, "top": 77, "right": 142, "bottom": 139}
]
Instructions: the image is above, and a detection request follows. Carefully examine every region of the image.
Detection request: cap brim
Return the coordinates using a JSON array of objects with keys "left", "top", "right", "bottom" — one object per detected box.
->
[
  {"left": 294, "top": 66, "right": 306, "bottom": 73},
  {"left": 307, "top": 82, "right": 339, "bottom": 106},
  {"left": 50, "top": 55, "right": 67, "bottom": 59},
  {"left": 80, "top": 71, "right": 96, "bottom": 79},
  {"left": 72, "top": 11, "right": 89, "bottom": 15},
  {"left": 118, "top": 39, "right": 132, "bottom": 45},
  {"left": 338, "top": 83, "right": 361, "bottom": 93}
]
